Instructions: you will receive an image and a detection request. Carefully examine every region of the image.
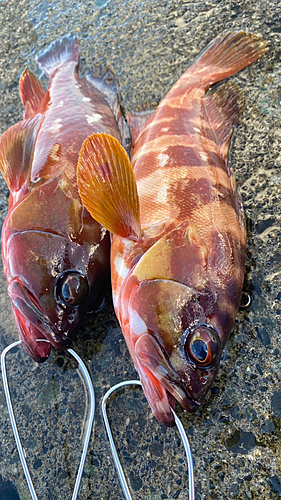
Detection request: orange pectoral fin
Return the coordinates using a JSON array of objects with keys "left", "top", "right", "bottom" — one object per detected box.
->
[
  {"left": 19, "top": 69, "right": 45, "bottom": 119},
  {"left": 0, "top": 114, "right": 43, "bottom": 192},
  {"left": 77, "top": 133, "right": 142, "bottom": 240}
]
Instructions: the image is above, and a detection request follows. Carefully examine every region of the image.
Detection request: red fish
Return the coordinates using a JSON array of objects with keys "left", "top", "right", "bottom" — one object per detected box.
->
[
  {"left": 0, "top": 34, "right": 129, "bottom": 362},
  {"left": 77, "top": 31, "right": 267, "bottom": 426}
]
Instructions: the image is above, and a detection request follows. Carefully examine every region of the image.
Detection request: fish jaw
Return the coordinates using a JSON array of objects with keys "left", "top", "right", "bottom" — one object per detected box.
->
[
  {"left": 124, "top": 278, "right": 224, "bottom": 426},
  {"left": 134, "top": 334, "right": 201, "bottom": 426},
  {"left": 8, "top": 279, "right": 57, "bottom": 361}
]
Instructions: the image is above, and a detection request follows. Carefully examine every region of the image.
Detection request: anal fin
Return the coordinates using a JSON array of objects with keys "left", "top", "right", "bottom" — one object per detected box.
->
[{"left": 19, "top": 69, "right": 45, "bottom": 119}]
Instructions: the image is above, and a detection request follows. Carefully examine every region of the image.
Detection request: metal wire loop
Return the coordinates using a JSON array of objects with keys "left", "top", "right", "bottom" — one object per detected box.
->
[
  {"left": 1, "top": 340, "right": 95, "bottom": 500},
  {"left": 239, "top": 291, "right": 252, "bottom": 310},
  {"left": 101, "top": 380, "right": 195, "bottom": 500}
]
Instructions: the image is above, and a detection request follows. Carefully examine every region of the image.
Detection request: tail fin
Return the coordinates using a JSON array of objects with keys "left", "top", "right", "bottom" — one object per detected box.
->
[
  {"left": 189, "top": 31, "right": 268, "bottom": 85},
  {"left": 36, "top": 34, "right": 80, "bottom": 77}
]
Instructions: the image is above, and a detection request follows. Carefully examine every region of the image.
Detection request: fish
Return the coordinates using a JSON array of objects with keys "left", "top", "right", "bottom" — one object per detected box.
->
[
  {"left": 0, "top": 34, "right": 130, "bottom": 362},
  {"left": 77, "top": 31, "right": 268, "bottom": 426}
]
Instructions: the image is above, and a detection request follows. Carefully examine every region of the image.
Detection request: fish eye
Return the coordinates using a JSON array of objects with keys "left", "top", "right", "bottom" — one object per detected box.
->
[
  {"left": 183, "top": 323, "right": 221, "bottom": 368},
  {"left": 55, "top": 271, "right": 89, "bottom": 307}
]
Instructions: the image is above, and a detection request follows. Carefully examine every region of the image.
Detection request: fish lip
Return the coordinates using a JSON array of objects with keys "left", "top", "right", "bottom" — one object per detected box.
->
[
  {"left": 135, "top": 332, "right": 200, "bottom": 414},
  {"left": 8, "top": 279, "right": 67, "bottom": 350}
]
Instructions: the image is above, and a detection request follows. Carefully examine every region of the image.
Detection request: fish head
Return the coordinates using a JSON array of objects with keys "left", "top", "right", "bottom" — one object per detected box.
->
[
  {"left": 121, "top": 219, "right": 243, "bottom": 426},
  {"left": 3, "top": 174, "right": 109, "bottom": 361},
  {"left": 126, "top": 277, "right": 223, "bottom": 426}
]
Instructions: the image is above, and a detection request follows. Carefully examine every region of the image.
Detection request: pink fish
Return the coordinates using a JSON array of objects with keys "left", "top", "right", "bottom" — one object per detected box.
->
[
  {"left": 0, "top": 34, "right": 129, "bottom": 362},
  {"left": 77, "top": 31, "right": 267, "bottom": 426}
]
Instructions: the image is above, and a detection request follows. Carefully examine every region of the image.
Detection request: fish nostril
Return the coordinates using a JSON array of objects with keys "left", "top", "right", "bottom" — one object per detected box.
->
[{"left": 68, "top": 308, "right": 78, "bottom": 323}]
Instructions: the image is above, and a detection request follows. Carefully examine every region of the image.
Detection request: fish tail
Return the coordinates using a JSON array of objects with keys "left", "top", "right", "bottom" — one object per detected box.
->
[
  {"left": 36, "top": 34, "right": 80, "bottom": 77},
  {"left": 189, "top": 31, "right": 268, "bottom": 84}
]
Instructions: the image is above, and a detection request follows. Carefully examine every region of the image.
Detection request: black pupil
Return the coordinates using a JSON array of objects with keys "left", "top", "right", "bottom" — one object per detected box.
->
[
  {"left": 191, "top": 339, "right": 208, "bottom": 361},
  {"left": 58, "top": 273, "right": 89, "bottom": 306}
]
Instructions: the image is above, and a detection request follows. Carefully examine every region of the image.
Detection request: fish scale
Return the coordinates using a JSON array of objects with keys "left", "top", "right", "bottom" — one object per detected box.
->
[{"left": 77, "top": 30, "right": 268, "bottom": 427}]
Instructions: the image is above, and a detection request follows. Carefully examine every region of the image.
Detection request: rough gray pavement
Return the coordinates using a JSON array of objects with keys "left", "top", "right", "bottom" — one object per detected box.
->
[{"left": 0, "top": 1, "right": 280, "bottom": 499}]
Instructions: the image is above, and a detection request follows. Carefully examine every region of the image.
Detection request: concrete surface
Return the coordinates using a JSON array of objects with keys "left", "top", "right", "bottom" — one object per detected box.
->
[{"left": 0, "top": 0, "right": 280, "bottom": 499}]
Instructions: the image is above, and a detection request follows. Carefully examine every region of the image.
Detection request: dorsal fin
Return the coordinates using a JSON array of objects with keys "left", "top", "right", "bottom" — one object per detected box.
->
[
  {"left": 0, "top": 115, "right": 43, "bottom": 192},
  {"left": 204, "top": 81, "right": 243, "bottom": 158},
  {"left": 36, "top": 34, "right": 80, "bottom": 77},
  {"left": 77, "top": 133, "right": 141, "bottom": 240},
  {"left": 127, "top": 109, "right": 156, "bottom": 147},
  {"left": 85, "top": 65, "right": 131, "bottom": 154},
  {"left": 19, "top": 69, "right": 46, "bottom": 119}
]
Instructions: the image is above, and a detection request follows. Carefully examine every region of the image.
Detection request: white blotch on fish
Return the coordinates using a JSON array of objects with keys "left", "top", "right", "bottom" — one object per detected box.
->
[
  {"left": 200, "top": 151, "right": 209, "bottom": 163},
  {"left": 89, "top": 243, "right": 99, "bottom": 257},
  {"left": 156, "top": 181, "right": 169, "bottom": 204},
  {"left": 86, "top": 113, "right": 102, "bottom": 124},
  {"left": 128, "top": 304, "right": 148, "bottom": 336},
  {"left": 50, "top": 118, "right": 63, "bottom": 134},
  {"left": 114, "top": 255, "right": 130, "bottom": 280},
  {"left": 157, "top": 153, "right": 170, "bottom": 168}
]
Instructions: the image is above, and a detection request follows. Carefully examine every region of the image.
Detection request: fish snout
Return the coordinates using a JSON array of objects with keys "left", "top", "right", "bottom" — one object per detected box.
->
[
  {"left": 135, "top": 333, "right": 200, "bottom": 420},
  {"left": 8, "top": 279, "right": 72, "bottom": 361}
]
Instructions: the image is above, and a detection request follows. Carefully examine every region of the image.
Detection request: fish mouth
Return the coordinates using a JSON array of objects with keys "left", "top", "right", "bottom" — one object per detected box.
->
[
  {"left": 135, "top": 333, "right": 200, "bottom": 426},
  {"left": 8, "top": 279, "right": 68, "bottom": 362}
]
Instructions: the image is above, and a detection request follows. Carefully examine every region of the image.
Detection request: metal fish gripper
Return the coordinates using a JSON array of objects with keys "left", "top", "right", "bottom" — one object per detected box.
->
[
  {"left": 1, "top": 340, "right": 95, "bottom": 500},
  {"left": 102, "top": 380, "right": 195, "bottom": 500}
]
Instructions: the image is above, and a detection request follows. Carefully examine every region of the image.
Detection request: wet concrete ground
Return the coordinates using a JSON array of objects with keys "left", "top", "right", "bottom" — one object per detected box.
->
[{"left": 0, "top": 0, "right": 280, "bottom": 499}]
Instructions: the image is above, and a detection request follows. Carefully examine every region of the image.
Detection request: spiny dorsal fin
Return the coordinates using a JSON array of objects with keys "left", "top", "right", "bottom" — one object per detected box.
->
[
  {"left": 204, "top": 81, "right": 243, "bottom": 158},
  {"left": 36, "top": 34, "right": 80, "bottom": 77},
  {"left": 0, "top": 114, "right": 43, "bottom": 192},
  {"left": 127, "top": 109, "right": 156, "bottom": 147},
  {"left": 77, "top": 133, "right": 141, "bottom": 240},
  {"left": 19, "top": 69, "right": 46, "bottom": 119}
]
